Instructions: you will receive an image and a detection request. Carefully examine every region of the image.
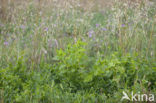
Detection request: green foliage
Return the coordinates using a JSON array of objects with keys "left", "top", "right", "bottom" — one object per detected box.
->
[
  {"left": 0, "top": 0, "right": 156, "bottom": 102},
  {"left": 0, "top": 41, "right": 155, "bottom": 103},
  {"left": 53, "top": 41, "right": 89, "bottom": 90},
  {"left": 0, "top": 40, "right": 156, "bottom": 103}
]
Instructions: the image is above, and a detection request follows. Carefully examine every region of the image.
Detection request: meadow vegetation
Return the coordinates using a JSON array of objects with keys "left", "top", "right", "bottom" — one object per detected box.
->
[{"left": 0, "top": 0, "right": 156, "bottom": 103}]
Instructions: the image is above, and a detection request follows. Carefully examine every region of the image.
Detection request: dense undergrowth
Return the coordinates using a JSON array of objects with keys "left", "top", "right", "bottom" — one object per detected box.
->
[
  {"left": 0, "top": 0, "right": 156, "bottom": 103},
  {"left": 0, "top": 40, "right": 155, "bottom": 103}
]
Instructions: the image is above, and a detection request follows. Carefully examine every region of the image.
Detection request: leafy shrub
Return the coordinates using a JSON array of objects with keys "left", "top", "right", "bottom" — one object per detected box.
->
[
  {"left": 53, "top": 40, "right": 90, "bottom": 91},
  {"left": 52, "top": 40, "right": 156, "bottom": 95}
]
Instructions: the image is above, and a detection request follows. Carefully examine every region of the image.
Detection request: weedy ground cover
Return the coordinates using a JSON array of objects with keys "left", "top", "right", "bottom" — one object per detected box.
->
[{"left": 0, "top": 0, "right": 156, "bottom": 103}]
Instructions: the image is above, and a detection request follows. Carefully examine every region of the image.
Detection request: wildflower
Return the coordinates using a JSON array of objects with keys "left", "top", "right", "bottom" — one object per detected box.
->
[
  {"left": 96, "top": 24, "right": 100, "bottom": 28},
  {"left": 89, "top": 33, "right": 92, "bottom": 38},
  {"left": 4, "top": 41, "right": 9, "bottom": 46},
  {"left": 74, "top": 37, "right": 77, "bottom": 43},
  {"left": 121, "top": 24, "right": 125, "bottom": 27},
  {"left": 88, "top": 30, "right": 94, "bottom": 38},
  {"left": 101, "top": 27, "right": 107, "bottom": 31},
  {"left": 44, "top": 27, "right": 48, "bottom": 32},
  {"left": 93, "top": 37, "right": 96, "bottom": 41}
]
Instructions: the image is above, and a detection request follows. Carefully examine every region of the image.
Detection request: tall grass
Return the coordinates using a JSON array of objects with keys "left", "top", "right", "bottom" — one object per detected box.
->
[
  {"left": 0, "top": 0, "right": 156, "bottom": 102},
  {"left": 0, "top": 0, "right": 155, "bottom": 65}
]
